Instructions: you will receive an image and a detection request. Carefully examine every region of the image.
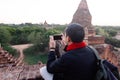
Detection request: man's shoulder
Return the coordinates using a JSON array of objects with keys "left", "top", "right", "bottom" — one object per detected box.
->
[{"left": 60, "top": 51, "right": 74, "bottom": 59}]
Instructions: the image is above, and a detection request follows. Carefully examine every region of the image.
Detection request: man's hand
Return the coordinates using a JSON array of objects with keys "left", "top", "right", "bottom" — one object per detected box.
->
[{"left": 49, "top": 36, "right": 56, "bottom": 51}]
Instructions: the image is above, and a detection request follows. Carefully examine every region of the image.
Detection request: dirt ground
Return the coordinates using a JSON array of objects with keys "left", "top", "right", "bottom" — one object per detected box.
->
[
  {"left": 11, "top": 44, "right": 33, "bottom": 51},
  {"left": 11, "top": 44, "right": 33, "bottom": 64}
]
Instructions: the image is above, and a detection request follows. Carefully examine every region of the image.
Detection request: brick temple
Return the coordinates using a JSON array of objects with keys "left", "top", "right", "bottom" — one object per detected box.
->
[{"left": 71, "top": 0, "right": 105, "bottom": 45}]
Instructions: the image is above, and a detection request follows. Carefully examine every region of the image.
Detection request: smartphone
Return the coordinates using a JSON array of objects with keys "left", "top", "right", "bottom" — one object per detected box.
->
[{"left": 53, "top": 35, "right": 62, "bottom": 40}]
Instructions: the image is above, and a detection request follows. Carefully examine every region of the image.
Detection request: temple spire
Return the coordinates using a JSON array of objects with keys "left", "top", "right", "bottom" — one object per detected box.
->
[
  {"left": 71, "top": 0, "right": 91, "bottom": 28},
  {"left": 78, "top": 0, "right": 89, "bottom": 9}
]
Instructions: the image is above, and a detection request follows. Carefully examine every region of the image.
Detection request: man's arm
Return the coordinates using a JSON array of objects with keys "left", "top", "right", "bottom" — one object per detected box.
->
[{"left": 47, "top": 51, "right": 67, "bottom": 74}]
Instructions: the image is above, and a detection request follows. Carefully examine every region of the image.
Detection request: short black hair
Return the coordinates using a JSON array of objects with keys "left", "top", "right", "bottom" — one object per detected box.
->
[{"left": 65, "top": 23, "right": 85, "bottom": 43}]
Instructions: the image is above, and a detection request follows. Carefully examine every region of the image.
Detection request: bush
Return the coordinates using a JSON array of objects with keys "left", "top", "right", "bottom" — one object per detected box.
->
[
  {"left": 23, "top": 46, "right": 48, "bottom": 65},
  {"left": 105, "top": 37, "right": 120, "bottom": 48},
  {"left": 2, "top": 44, "right": 18, "bottom": 57},
  {"left": 0, "top": 27, "right": 11, "bottom": 43}
]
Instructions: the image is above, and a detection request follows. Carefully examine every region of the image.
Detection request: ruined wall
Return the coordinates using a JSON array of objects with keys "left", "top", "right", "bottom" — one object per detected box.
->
[
  {"left": 94, "top": 44, "right": 119, "bottom": 67},
  {"left": 0, "top": 64, "right": 44, "bottom": 80},
  {"left": 0, "top": 48, "right": 23, "bottom": 68},
  {"left": 88, "top": 36, "right": 105, "bottom": 45},
  {"left": 0, "top": 47, "right": 45, "bottom": 80}
]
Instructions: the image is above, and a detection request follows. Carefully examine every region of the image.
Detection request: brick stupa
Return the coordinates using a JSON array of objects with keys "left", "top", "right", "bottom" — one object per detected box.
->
[{"left": 71, "top": 0, "right": 104, "bottom": 45}]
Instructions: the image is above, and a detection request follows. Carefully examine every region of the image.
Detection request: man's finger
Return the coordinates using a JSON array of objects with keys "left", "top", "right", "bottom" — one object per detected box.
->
[{"left": 49, "top": 36, "right": 54, "bottom": 41}]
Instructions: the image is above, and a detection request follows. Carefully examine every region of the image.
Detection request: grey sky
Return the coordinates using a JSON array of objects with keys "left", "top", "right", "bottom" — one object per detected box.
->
[{"left": 0, "top": 0, "right": 120, "bottom": 26}]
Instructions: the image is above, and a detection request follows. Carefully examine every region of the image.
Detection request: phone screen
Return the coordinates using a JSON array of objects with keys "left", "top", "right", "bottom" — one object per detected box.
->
[{"left": 53, "top": 35, "right": 62, "bottom": 40}]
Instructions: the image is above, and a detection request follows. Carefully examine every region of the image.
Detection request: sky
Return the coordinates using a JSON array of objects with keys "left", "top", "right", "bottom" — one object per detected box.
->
[{"left": 0, "top": 0, "right": 120, "bottom": 26}]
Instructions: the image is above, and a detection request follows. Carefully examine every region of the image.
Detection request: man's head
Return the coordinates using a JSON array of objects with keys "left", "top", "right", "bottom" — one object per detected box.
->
[{"left": 65, "top": 23, "right": 85, "bottom": 43}]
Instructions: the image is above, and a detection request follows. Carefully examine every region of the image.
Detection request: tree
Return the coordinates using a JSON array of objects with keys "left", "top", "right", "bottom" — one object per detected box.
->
[
  {"left": 0, "top": 27, "right": 11, "bottom": 44},
  {"left": 105, "top": 37, "right": 120, "bottom": 48},
  {"left": 28, "top": 28, "right": 61, "bottom": 52},
  {"left": 28, "top": 31, "right": 36, "bottom": 43},
  {"left": 10, "top": 28, "right": 30, "bottom": 44},
  {"left": 107, "top": 30, "right": 117, "bottom": 37}
]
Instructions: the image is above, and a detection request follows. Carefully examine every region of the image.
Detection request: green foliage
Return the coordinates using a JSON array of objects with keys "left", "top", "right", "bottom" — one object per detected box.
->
[
  {"left": 0, "top": 27, "right": 11, "bottom": 43},
  {"left": 0, "top": 23, "right": 65, "bottom": 52},
  {"left": 106, "top": 30, "right": 117, "bottom": 37},
  {"left": 28, "top": 31, "right": 36, "bottom": 43},
  {"left": 53, "top": 25, "right": 66, "bottom": 32},
  {"left": 0, "top": 23, "right": 66, "bottom": 64},
  {"left": 23, "top": 46, "right": 47, "bottom": 64},
  {"left": 10, "top": 28, "right": 30, "bottom": 44},
  {"left": 95, "top": 26, "right": 118, "bottom": 37},
  {"left": 105, "top": 37, "right": 120, "bottom": 47},
  {"left": 28, "top": 28, "right": 61, "bottom": 52},
  {"left": 95, "top": 27, "right": 109, "bottom": 37},
  {"left": 2, "top": 44, "right": 18, "bottom": 57},
  {"left": 0, "top": 23, "right": 66, "bottom": 45},
  {"left": 24, "top": 54, "right": 47, "bottom": 65},
  {"left": 95, "top": 26, "right": 120, "bottom": 48}
]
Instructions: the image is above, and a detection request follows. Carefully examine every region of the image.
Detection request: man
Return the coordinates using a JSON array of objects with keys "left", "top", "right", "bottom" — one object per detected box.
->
[{"left": 40, "top": 23, "right": 97, "bottom": 80}]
